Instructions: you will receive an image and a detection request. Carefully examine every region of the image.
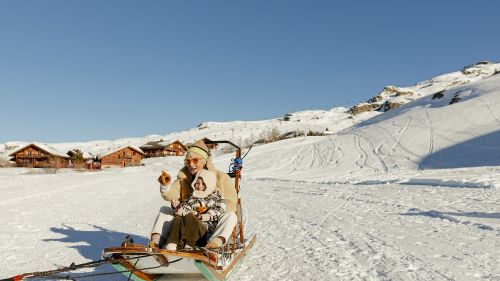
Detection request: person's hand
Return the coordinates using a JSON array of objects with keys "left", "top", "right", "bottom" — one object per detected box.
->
[
  {"left": 174, "top": 208, "right": 184, "bottom": 217},
  {"left": 171, "top": 199, "right": 180, "bottom": 209},
  {"left": 158, "top": 171, "right": 171, "bottom": 186},
  {"left": 199, "top": 214, "right": 210, "bottom": 221}
]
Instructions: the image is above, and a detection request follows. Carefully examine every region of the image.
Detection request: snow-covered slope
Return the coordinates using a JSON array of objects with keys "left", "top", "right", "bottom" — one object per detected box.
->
[{"left": 241, "top": 71, "right": 500, "bottom": 185}]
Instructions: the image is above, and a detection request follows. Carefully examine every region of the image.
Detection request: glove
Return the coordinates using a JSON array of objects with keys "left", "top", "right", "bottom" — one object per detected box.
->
[
  {"left": 158, "top": 171, "right": 171, "bottom": 186},
  {"left": 171, "top": 199, "right": 180, "bottom": 209},
  {"left": 196, "top": 206, "right": 208, "bottom": 214}
]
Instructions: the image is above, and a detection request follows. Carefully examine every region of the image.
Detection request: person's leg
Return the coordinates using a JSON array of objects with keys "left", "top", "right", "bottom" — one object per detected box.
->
[
  {"left": 206, "top": 212, "right": 237, "bottom": 248},
  {"left": 150, "top": 206, "right": 174, "bottom": 248},
  {"left": 181, "top": 213, "right": 207, "bottom": 248},
  {"left": 165, "top": 216, "right": 183, "bottom": 250}
]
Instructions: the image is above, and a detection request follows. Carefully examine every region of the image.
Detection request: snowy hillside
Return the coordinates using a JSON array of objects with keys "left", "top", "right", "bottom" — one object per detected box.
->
[
  {"left": 2, "top": 62, "right": 499, "bottom": 169},
  {"left": 242, "top": 71, "right": 500, "bottom": 185},
  {"left": 0, "top": 106, "right": 373, "bottom": 162},
  {"left": 349, "top": 61, "right": 500, "bottom": 115}
]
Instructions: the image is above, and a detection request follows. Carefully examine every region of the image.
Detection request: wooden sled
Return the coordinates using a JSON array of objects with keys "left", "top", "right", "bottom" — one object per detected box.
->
[
  {"left": 102, "top": 140, "right": 255, "bottom": 281},
  {"left": 102, "top": 234, "right": 255, "bottom": 281}
]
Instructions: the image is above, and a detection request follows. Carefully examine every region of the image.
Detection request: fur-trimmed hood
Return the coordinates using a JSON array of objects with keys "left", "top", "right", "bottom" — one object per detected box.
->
[{"left": 191, "top": 169, "right": 217, "bottom": 198}]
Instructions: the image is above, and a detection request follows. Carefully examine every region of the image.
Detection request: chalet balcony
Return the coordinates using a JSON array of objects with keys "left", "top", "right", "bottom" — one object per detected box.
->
[{"left": 15, "top": 155, "right": 50, "bottom": 159}]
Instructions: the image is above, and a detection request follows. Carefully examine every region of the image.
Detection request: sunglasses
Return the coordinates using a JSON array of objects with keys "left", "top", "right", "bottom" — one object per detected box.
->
[{"left": 184, "top": 158, "right": 204, "bottom": 165}]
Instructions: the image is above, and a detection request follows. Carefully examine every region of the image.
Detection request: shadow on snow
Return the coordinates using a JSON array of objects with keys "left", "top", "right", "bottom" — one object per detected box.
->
[
  {"left": 400, "top": 209, "right": 499, "bottom": 233},
  {"left": 419, "top": 129, "right": 500, "bottom": 169},
  {"left": 42, "top": 223, "right": 147, "bottom": 281}
]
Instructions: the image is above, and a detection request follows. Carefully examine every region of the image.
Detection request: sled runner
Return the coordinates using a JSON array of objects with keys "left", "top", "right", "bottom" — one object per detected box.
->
[{"left": 102, "top": 140, "right": 255, "bottom": 281}]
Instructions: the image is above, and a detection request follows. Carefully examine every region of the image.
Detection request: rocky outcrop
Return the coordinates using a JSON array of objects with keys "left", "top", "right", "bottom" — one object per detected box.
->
[
  {"left": 368, "top": 94, "right": 384, "bottom": 103},
  {"left": 449, "top": 91, "right": 463, "bottom": 105},
  {"left": 384, "top": 100, "right": 404, "bottom": 111},
  {"left": 349, "top": 103, "right": 380, "bottom": 115},
  {"left": 350, "top": 85, "right": 415, "bottom": 115},
  {"left": 462, "top": 61, "right": 491, "bottom": 75},
  {"left": 283, "top": 113, "right": 293, "bottom": 121},
  {"left": 432, "top": 90, "right": 445, "bottom": 100}
]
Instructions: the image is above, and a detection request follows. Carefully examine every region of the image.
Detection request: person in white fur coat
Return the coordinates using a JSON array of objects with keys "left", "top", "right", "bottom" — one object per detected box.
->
[{"left": 165, "top": 169, "right": 226, "bottom": 250}]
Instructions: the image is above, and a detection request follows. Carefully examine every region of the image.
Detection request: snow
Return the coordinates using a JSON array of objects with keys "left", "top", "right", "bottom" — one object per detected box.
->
[{"left": 1, "top": 62, "right": 499, "bottom": 280}]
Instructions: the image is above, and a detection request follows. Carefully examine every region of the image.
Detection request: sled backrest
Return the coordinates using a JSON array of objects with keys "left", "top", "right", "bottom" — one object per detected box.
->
[
  {"left": 203, "top": 139, "right": 242, "bottom": 191},
  {"left": 203, "top": 140, "right": 245, "bottom": 245}
]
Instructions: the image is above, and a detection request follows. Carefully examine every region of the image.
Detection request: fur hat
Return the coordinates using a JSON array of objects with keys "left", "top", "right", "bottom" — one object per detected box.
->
[
  {"left": 187, "top": 139, "right": 210, "bottom": 160},
  {"left": 191, "top": 169, "right": 217, "bottom": 198}
]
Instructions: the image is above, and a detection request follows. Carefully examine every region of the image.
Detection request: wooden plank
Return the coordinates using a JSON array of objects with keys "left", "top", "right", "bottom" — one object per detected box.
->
[{"left": 103, "top": 245, "right": 213, "bottom": 264}]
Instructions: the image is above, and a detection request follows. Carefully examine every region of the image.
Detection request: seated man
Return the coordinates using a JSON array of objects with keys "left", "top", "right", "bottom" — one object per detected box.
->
[{"left": 150, "top": 140, "right": 238, "bottom": 249}]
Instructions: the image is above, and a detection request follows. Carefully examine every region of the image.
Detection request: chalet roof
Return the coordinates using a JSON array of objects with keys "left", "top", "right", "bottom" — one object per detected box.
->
[
  {"left": 140, "top": 140, "right": 171, "bottom": 150},
  {"left": 9, "top": 143, "right": 70, "bottom": 158},
  {"left": 140, "top": 139, "right": 187, "bottom": 151},
  {"left": 201, "top": 137, "right": 218, "bottom": 146},
  {"left": 168, "top": 140, "right": 188, "bottom": 150},
  {"left": 96, "top": 145, "right": 145, "bottom": 159}
]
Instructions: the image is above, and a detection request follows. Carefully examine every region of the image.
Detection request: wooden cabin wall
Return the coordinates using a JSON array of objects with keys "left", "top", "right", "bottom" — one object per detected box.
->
[
  {"left": 100, "top": 147, "right": 143, "bottom": 167},
  {"left": 13, "top": 146, "right": 69, "bottom": 168}
]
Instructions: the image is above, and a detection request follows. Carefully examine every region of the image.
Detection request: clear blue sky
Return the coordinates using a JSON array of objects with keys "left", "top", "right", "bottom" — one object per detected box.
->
[{"left": 1, "top": 0, "right": 499, "bottom": 143}]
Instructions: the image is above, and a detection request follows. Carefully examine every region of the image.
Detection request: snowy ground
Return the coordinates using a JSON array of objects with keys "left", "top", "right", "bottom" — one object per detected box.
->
[{"left": 0, "top": 156, "right": 498, "bottom": 281}]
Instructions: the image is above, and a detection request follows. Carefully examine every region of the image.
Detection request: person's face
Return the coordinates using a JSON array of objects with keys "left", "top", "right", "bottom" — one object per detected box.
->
[
  {"left": 184, "top": 155, "right": 206, "bottom": 175},
  {"left": 194, "top": 178, "right": 206, "bottom": 191}
]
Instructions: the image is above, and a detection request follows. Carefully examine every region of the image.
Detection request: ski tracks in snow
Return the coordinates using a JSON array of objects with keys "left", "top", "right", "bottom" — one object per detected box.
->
[
  {"left": 236, "top": 179, "right": 500, "bottom": 281},
  {"left": 422, "top": 111, "right": 435, "bottom": 168},
  {"left": 479, "top": 97, "right": 500, "bottom": 126},
  {"left": 373, "top": 116, "right": 421, "bottom": 161},
  {"left": 350, "top": 132, "right": 388, "bottom": 174}
]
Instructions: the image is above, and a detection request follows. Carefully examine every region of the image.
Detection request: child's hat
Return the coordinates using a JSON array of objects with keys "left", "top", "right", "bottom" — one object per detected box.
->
[{"left": 191, "top": 169, "right": 217, "bottom": 198}]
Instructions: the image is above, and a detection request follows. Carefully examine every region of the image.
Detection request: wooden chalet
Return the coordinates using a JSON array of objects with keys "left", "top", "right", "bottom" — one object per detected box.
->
[
  {"left": 140, "top": 140, "right": 187, "bottom": 158},
  {"left": 201, "top": 137, "right": 218, "bottom": 150},
  {"left": 97, "top": 145, "right": 145, "bottom": 168},
  {"left": 165, "top": 140, "right": 188, "bottom": 156},
  {"left": 9, "top": 143, "right": 70, "bottom": 168}
]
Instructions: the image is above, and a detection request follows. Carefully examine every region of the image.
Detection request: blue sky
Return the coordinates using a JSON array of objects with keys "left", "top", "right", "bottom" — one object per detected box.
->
[{"left": 1, "top": 1, "right": 499, "bottom": 143}]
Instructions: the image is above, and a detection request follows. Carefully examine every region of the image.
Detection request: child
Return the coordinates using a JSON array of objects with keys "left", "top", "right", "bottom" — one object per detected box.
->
[{"left": 165, "top": 169, "right": 226, "bottom": 250}]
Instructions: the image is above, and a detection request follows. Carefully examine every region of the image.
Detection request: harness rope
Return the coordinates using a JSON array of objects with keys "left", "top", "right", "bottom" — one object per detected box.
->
[{"left": 1, "top": 254, "right": 182, "bottom": 281}]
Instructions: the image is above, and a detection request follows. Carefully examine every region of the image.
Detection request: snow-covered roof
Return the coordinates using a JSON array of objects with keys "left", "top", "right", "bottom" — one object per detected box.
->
[
  {"left": 139, "top": 139, "right": 186, "bottom": 150},
  {"left": 96, "top": 145, "right": 145, "bottom": 159},
  {"left": 9, "top": 143, "right": 70, "bottom": 158},
  {"left": 140, "top": 139, "right": 171, "bottom": 150}
]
